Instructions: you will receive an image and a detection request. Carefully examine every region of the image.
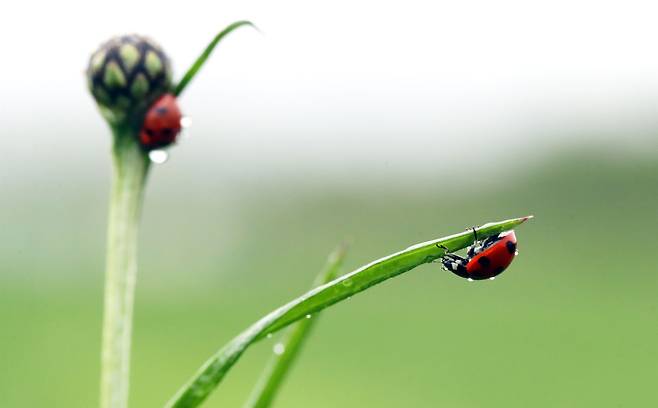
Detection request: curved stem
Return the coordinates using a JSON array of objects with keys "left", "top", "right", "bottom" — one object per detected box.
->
[
  {"left": 243, "top": 244, "right": 347, "bottom": 408},
  {"left": 100, "top": 127, "right": 150, "bottom": 408},
  {"left": 165, "top": 216, "right": 532, "bottom": 408}
]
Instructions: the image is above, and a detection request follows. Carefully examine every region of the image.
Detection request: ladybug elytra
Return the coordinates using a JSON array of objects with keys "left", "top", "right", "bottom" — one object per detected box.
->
[
  {"left": 139, "top": 93, "right": 183, "bottom": 150},
  {"left": 439, "top": 229, "right": 518, "bottom": 281}
]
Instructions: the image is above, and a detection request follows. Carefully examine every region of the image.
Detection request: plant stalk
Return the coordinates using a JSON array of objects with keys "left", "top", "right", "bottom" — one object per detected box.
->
[
  {"left": 100, "top": 127, "right": 150, "bottom": 408},
  {"left": 166, "top": 216, "right": 532, "bottom": 408},
  {"left": 244, "top": 244, "right": 347, "bottom": 408}
]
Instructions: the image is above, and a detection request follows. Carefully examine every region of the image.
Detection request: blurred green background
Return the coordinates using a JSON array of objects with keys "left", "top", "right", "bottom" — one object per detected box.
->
[
  {"left": 2, "top": 147, "right": 657, "bottom": 407},
  {"left": 4, "top": 1, "right": 658, "bottom": 407}
]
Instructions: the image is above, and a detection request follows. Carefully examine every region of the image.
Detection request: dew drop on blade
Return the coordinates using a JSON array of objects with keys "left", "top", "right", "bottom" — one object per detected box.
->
[
  {"left": 273, "top": 343, "right": 285, "bottom": 355},
  {"left": 306, "top": 314, "right": 312, "bottom": 319},
  {"left": 266, "top": 333, "right": 272, "bottom": 339},
  {"left": 148, "top": 150, "right": 168, "bottom": 164}
]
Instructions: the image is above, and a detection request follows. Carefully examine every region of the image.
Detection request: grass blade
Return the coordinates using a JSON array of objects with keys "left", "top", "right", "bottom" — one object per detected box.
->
[
  {"left": 173, "top": 20, "right": 255, "bottom": 96},
  {"left": 165, "top": 216, "right": 532, "bottom": 408},
  {"left": 243, "top": 244, "right": 348, "bottom": 408}
]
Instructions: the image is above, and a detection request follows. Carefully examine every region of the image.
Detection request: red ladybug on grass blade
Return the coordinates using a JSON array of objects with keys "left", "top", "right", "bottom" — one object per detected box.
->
[
  {"left": 139, "top": 93, "right": 182, "bottom": 150},
  {"left": 439, "top": 229, "right": 518, "bottom": 281}
]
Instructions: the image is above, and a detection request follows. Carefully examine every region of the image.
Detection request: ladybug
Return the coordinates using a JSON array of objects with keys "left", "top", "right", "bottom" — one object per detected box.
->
[
  {"left": 139, "top": 93, "right": 182, "bottom": 150},
  {"left": 439, "top": 229, "right": 518, "bottom": 281}
]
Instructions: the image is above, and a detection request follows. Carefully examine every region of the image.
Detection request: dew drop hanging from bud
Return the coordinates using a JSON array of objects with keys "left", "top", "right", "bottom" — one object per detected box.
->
[{"left": 148, "top": 150, "right": 169, "bottom": 164}]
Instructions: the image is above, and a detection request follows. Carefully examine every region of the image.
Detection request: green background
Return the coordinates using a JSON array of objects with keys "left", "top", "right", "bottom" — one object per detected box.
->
[{"left": 2, "top": 146, "right": 656, "bottom": 407}]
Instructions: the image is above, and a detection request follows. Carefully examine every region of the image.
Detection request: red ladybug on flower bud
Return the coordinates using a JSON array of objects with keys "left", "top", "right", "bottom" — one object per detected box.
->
[
  {"left": 139, "top": 93, "right": 182, "bottom": 150},
  {"left": 439, "top": 229, "right": 519, "bottom": 281}
]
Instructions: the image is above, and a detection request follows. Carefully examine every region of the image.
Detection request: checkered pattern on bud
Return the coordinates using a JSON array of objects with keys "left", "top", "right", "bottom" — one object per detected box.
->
[{"left": 87, "top": 34, "right": 172, "bottom": 123}]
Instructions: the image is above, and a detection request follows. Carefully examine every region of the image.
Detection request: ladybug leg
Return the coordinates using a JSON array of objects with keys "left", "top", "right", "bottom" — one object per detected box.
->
[
  {"left": 471, "top": 226, "right": 479, "bottom": 243},
  {"left": 468, "top": 231, "right": 502, "bottom": 257},
  {"left": 441, "top": 253, "right": 466, "bottom": 268},
  {"left": 440, "top": 253, "right": 469, "bottom": 278},
  {"left": 432, "top": 243, "right": 452, "bottom": 264},
  {"left": 464, "top": 226, "right": 480, "bottom": 256},
  {"left": 481, "top": 234, "right": 501, "bottom": 247},
  {"left": 436, "top": 243, "right": 451, "bottom": 253}
]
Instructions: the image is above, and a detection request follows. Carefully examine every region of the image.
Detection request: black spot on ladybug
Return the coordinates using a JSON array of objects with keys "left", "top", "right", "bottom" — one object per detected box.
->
[
  {"left": 155, "top": 107, "right": 168, "bottom": 115},
  {"left": 477, "top": 256, "right": 491, "bottom": 267},
  {"left": 506, "top": 241, "right": 517, "bottom": 255}
]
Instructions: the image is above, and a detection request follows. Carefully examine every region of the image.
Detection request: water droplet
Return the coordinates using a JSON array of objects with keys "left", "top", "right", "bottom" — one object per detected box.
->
[
  {"left": 273, "top": 343, "right": 285, "bottom": 355},
  {"left": 148, "top": 149, "right": 168, "bottom": 164},
  {"left": 266, "top": 333, "right": 272, "bottom": 339},
  {"left": 489, "top": 277, "right": 495, "bottom": 281},
  {"left": 341, "top": 279, "right": 353, "bottom": 287},
  {"left": 305, "top": 314, "right": 312, "bottom": 319},
  {"left": 180, "top": 116, "right": 192, "bottom": 128},
  {"left": 467, "top": 278, "right": 474, "bottom": 282},
  {"left": 515, "top": 251, "right": 519, "bottom": 256}
]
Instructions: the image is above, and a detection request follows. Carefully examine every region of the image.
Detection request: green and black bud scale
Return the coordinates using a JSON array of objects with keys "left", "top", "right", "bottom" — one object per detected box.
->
[{"left": 87, "top": 34, "right": 172, "bottom": 125}]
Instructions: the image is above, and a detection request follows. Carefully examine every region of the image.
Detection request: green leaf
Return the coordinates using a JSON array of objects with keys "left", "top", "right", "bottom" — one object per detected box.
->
[
  {"left": 173, "top": 21, "right": 256, "bottom": 96},
  {"left": 164, "top": 216, "right": 532, "bottom": 408},
  {"left": 243, "top": 244, "right": 348, "bottom": 408}
]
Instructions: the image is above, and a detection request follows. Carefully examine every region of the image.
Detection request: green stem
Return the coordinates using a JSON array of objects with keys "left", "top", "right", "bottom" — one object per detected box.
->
[
  {"left": 165, "top": 216, "right": 532, "bottom": 408},
  {"left": 100, "top": 127, "right": 150, "bottom": 408},
  {"left": 244, "top": 244, "right": 348, "bottom": 408}
]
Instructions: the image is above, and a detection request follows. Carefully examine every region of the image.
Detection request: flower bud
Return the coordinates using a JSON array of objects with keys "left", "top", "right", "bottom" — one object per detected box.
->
[{"left": 87, "top": 34, "right": 172, "bottom": 124}]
